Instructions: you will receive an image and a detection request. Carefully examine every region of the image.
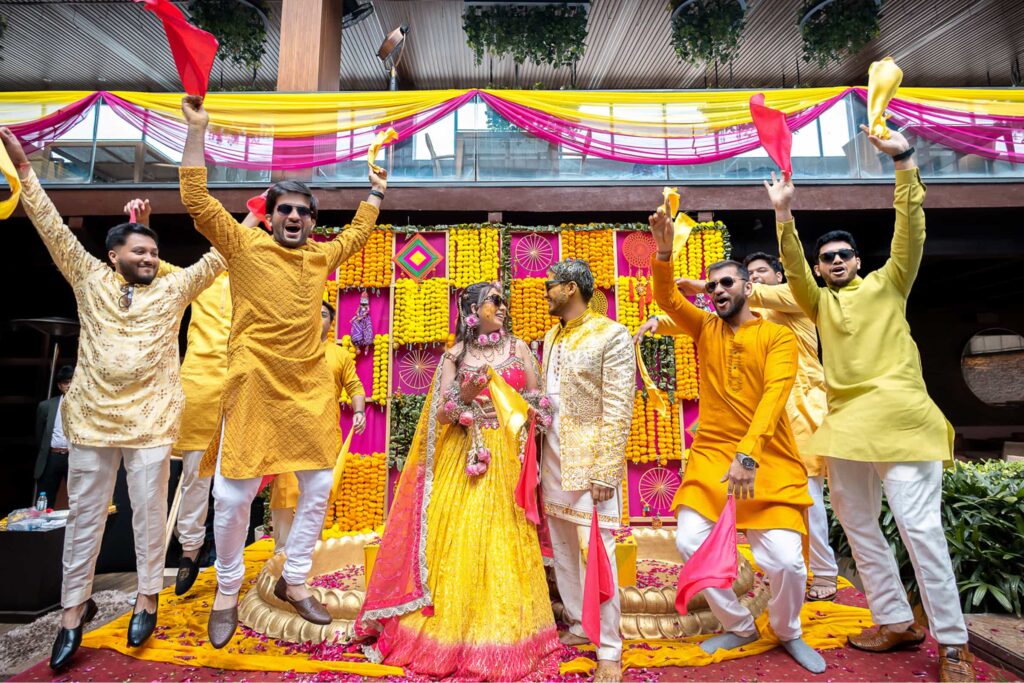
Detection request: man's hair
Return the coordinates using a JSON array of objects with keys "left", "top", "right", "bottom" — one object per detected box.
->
[
  {"left": 742, "top": 251, "right": 784, "bottom": 278},
  {"left": 105, "top": 223, "right": 159, "bottom": 252},
  {"left": 706, "top": 259, "right": 749, "bottom": 280},
  {"left": 266, "top": 180, "right": 318, "bottom": 221},
  {"left": 56, "top": 365, "right": 75, "bottom": 383},
  {"left": 322, "top": 300, "right": 336, "bottom": 322},
  {"left": 814, "top": 230, "right": 859, "bottom": 259},
  {"left": 549, "top": 258, "right": 595, "bottom": 304}
]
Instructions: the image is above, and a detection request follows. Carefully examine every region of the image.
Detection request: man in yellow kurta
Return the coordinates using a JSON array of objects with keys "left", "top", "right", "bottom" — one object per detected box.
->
[
  {"left": 270, "top": 298, "right": 366, "bottom": 548},
  {"left": 638, "top": 251, "right": 839, "bottom": 600},
  {"left": 2, "top": 128, "right": 224, "bottom": 670},
  {"left": 767, "top": 126, "right": 973, "bottom": 682},
  {"left": 648, "top": 208, "right": 823, "bottom": 673},
  {"left": 178, "top": 96, "right": 385, "bottom": 649}
]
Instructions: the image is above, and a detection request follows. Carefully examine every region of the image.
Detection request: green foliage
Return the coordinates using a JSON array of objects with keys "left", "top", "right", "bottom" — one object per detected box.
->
[
  {"left": 669, "top": 0, "right": 746, "bottom": 66},
  {"left": 799, "top": 0, "right": 882, "bottom": 68},
  {"left": 388, "top": 392, "right": 427, "bottom": 471},
  {"left": 827, "top": 459, "right": 1024, "bottom": 616},
  {"left": 462, "top": 3, "right": 588, "bottom": 68},
  {"left": 640, "top": 336, "right": 676, "bottom": 396},
  {"left": 189, "top": 0, "right": 268, "bottom": 79}
]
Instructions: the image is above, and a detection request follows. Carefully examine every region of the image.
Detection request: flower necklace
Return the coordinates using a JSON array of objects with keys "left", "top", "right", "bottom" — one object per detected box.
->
[{"left": 469, "top": 328, "right": 508, "bottom": 363}]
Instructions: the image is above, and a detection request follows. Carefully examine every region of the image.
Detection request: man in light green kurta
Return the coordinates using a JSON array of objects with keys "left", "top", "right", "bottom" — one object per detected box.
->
[{"left": 766, "top": 125, "right": 974, "bottom": 683}]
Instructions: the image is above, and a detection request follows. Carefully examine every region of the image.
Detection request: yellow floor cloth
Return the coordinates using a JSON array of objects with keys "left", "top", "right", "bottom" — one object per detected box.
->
[
  {"left": 560, "top": 545, "right": 873, "bottom": 675},
  {"left": 81, "top": 538, "right": 402, "bottom": 677}
]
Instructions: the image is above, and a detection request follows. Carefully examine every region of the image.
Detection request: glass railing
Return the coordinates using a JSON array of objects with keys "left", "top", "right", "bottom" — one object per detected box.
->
[{"left": 27, "top": 93, "right": 1023, "bottom": 186}]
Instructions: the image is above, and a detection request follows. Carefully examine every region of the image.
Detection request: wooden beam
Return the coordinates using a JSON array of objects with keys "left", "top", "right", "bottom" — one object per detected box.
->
[{"left": 276, "top": 0, "right": 343, "bottom": 91}]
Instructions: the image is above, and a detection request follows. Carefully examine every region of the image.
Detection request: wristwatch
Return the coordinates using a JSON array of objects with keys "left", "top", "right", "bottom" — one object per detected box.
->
[{"left": 736, "top": 453, "right": 758, "bottom": 470}]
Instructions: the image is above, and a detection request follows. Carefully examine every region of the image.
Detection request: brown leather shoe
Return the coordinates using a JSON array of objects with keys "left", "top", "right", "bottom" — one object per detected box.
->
[
  {"left": 848, "top": 624, "right": 926, "bottom": 652},
  {"left": 939, "top": 645, "right": 977, "bottom": 682},
  {"left": 273, "top": 576, "right": 332, "bottom": 625},
  {"left": 207, "top": 605, "right": 238, "bottom": 649}
]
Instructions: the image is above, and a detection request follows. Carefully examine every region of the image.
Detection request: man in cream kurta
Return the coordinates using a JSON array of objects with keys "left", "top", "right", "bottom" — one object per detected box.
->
[
  {"left": 642, "top": 251, "right": 839, "bottom": 599},
  {"left": 768, "top": 125, "right": 974, "bottom": 683},
  {"left": 2, "top": 128, "right": 224, "bottom": 669},
  {"left": 540, "top": 259, "right": 634, "bottom": 683},
  {"left": 178, "top": 96, "right": 384, "bottom": 648}
]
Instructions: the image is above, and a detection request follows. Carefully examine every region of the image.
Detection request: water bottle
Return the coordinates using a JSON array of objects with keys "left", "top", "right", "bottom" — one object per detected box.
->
[{"left": 35, "top": 492, "right": 47, "bottom": 512}]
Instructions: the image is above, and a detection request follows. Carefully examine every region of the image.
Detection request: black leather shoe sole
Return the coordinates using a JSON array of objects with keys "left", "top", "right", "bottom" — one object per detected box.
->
[
  {"left": 49, "top": 599, "right": 98, "bottom": 671},
  {"left": 127, "top": 598, "right": 158, "bottom": 648}
]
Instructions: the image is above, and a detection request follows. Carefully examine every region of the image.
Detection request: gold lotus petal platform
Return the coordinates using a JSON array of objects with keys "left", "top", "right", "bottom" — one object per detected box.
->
[{"left": 239, "top": 528, "right": 769, "bottom": 643}]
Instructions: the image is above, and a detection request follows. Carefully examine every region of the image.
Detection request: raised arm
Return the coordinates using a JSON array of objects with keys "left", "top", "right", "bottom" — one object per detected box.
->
[
  {"left": 179, "top": 96, "right": 247, "bottom": 257},
  {"left": 649, "top": 205, "right": 710, "bottom": 339},
  {"left": 766, "top": 172, "right": 821, "bottom": 319},
  {"left": 2, "top": 129, "right": 103, "bottom": 287},
  {"left": 593, "top": 326, "right": 635, "bottom": 488},
  {"left": 863, "top": 126, "right": 924, "bottom": 297},
  {"left": 735, "top": 326, "right": 799, "bottom": 461},
  {"left": 321, "top": 168, "right": 386, "bottom": 272},
  {"left": 171, "top": 249, "right": 227, "bottom": 304},
  {"left": 748, "top": 282, "right": 804, "bottom": 313}
]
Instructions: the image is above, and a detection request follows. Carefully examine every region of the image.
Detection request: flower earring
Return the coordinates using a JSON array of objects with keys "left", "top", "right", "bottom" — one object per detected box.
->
[{"left": 464, "top": 313, "right": 479, "bottom": 330}]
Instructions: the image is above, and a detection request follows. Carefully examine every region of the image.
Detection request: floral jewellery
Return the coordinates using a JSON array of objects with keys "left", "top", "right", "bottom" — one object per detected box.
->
[
  {"left": 471, "top": 328, "right": 507, "bottom": 348},
  {"left": 464, "top": 313, "right": 480, "bottom": 330}
]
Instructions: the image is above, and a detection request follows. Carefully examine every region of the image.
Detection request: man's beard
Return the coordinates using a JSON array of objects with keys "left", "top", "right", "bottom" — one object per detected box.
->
[{"left": 121, "top": 262, "right": 155, "bottom": 285}]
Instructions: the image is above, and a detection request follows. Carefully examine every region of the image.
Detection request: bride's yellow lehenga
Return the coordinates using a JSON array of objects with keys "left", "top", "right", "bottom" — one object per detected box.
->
[{"left": 358, "top": 352, "right": 558, "bottom": 681}]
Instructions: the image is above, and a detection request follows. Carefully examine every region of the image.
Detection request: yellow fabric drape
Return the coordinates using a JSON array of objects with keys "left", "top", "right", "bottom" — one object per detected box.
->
[
  {"left": 330, "top": 427, "right": 356, "bottom": 498},
  {"left": 0, "top": 91, "right": 96, "bottom": 124},
  {"left": 0, "top": 143, "right": 22, "bottom": 220},
  {"left": 81, "top": 539, "right": 403, "bottom": 677},
  {"left": 560, "top": 546, "right": 872, "bottom": 675},
  {"left": 897, "top": 87, "right": 1024, "bottom": 117}
]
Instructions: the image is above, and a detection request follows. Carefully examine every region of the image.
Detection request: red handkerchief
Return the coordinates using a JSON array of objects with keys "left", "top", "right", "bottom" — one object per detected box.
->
[
  {"left": 750, "top": 94, "right": 793, "bottom": 179},
  {"left": 136, "top": 0, "right": 218, "bottom": 96}
]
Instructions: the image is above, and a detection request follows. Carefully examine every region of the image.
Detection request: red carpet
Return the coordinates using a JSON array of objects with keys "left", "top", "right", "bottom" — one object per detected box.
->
[{"left": 13, "top": 589, "right": 1019, "bottom": 682}]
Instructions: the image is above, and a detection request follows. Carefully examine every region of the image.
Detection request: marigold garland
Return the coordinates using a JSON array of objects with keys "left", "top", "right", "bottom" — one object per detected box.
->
[
  {"left": 675, "top": 334, "right": 699, "bottom": 400},
  {"left": 327, "top": 451, "right": 387, "bottom": 531},
  {"left": 625, "top": 390, "right": 683, "bottom": 465},
  {"left": 337, "top": 229, "right": 393, "bottom": 289},
  {"left": 336, "top": 335, "right": 359, "bottom": 404},
  {"left": 616, "top": 276, "right": 667, "bottom": 337},
  {"left": 393, "top": 278, "right": 450, "bottom": 345},
  {"left": 673, "top": 222, "right": 731, "bottom": 280},
  {"left": 449, "top": 228, "right": 500, "bottom": 289},
  {"left": 371, "top": 334, "right": 390, "bottom": 404},
  {"left": 511, "top": 277, "right": 558, "bottom": 343},
  {"left": 323, "top": 281, "right": 339, "bottom": 343},
  {"left": 561, "top": 229, "right": 614, "bottom": 288}
]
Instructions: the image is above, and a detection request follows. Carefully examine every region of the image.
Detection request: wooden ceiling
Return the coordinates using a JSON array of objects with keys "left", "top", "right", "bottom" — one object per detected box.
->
[{"left": 0, "top": 0, "right": 1021, "bottom": 92}]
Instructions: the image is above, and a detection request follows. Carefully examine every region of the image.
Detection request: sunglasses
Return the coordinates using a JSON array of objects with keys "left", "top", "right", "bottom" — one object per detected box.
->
[
  {"left": 704, "top": 276, "right": 746, "bottom": 293},
  {"left": 545, "top": 279, "right": 567, "bottom": 291},
  {"left": 118, "top": 283, "right": 134, "bottom": 311},
  {"left": 485, "top": 294, "right": 506, "bottom": 307},
  {"left": 274, "top": 203, "right": 312, "bottom": 218},
  {"left": 818, "top": 248, "right": 857, "bottom": 263}
]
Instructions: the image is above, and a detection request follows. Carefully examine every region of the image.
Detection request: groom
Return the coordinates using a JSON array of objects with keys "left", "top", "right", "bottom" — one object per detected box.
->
[{"left": 541, "top": 258, "right": 635, "bottom": 683}]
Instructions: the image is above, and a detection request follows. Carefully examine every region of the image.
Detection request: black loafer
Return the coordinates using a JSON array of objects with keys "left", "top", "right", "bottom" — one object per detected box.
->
[
  {"left": 127, "top": 596, "right": 159, "bottom": 647},
  {"left": 175, "top": 556, "right": 200, "bottom": 596},
  {"left": 49, "top": 598, "right": 98, "bottom": 671}
]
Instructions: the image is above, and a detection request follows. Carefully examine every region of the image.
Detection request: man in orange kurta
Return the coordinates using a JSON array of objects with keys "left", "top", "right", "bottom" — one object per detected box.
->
[
  {"left": 648, "top": 208, "right": 823, "bottom": 673},
  {"left": 179, "top": 96, "right": 385, "bottom": 649}
]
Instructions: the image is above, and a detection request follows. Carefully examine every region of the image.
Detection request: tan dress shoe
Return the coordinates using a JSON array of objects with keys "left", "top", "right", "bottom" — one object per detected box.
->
[
  {"left": 273, "top": 576, "right": 332, "bottom": 625},
  {"left": 939, "top": 645, "right": 977, "bottom": 682},
  {"left": 848, "top": 624, "right": 926, "bottom": 652},
  {"left": 208, "top": 605, "right": 238, "bottom": 649}
]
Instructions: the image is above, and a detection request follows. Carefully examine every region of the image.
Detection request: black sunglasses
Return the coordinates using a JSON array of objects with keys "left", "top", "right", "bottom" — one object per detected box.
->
[
  {"left": 545, "top": 279, "right": 568, "bottom": 291},
  {"left": 274, "top": 203, "right": 312, "bottom": 218},
  {"left": 485, "top": 294, "right": 506, "bottom": 307},
  {"left": 818, "top": 248, "right": 857, "bottom": 263},
  {"left": 704, "top": 276, "right": 746, "bottom": 293},
  {"left": 118, "top": 283, "right": 134, "bottom": 311}
]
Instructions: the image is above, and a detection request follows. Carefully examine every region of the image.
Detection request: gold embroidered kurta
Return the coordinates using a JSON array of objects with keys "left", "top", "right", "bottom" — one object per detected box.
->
[
  {"left": 653, "top": 258, "right": 810, "bottom": 533},
  {"left": 270, "top": 341, "right": 364, "bottom": 510},
  {"left": 173, "top": 271, "right": 231, "bottom": 453},
  {"left": 777, "top": 168, "right": 953, "bottom": 463},
  {"left": 539, "top": 310, "right": 635, "bottom": 490},
  {"left": 657, "top": 282, "right": 827, "bottom": 476},
  {"left": 22, "top": 169, "right": 225, "bottom": 448},
  {"left": 179, "top": 167, "right": 378, "bottom": 479}
]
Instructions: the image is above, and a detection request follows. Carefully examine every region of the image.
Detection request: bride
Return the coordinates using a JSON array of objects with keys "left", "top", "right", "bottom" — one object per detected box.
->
[{"left": 357, "top": 281, "right": 558, "bottom": 680}]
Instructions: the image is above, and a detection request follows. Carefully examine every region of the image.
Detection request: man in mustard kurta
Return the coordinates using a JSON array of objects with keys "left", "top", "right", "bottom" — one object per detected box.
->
[
  {"left": 767, "top": 125, "right": 973, "bottom": 682},
  {"left": 638, "top": 251, "right": 839, "bottom": 600},
  {"left": 270, "top": 298, "right": 366, "bottom": 548},
  {"left": 2, "top": 128, "right": 224, "bottom": 671},
  {"left": 178, "top": 96, "right": 385, "bottom": 648},
  {"left": 648, "top": 209, "right": 823, "bottom": 673}
]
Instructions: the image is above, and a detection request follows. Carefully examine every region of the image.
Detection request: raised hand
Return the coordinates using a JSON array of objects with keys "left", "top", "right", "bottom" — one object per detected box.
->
[
  {"left": 763, "top": 171, "right": 794, "bottom": 220},
  {"left": 859, "top": 123, "right": 910, "bottom": 157},
  {"left": 369, "top": 167, "right": 388, "bottom": 193},
  {"left": 123, "top": 198, "right": 152, "bottom": 226},
  {"left": 181, "top": 95, "right": 209, "bottom": 129},
  {"left": 0, "top": 127, "right": 30, "bottom": 168},
  {"left": 648, "top": 201, "right": 674, "bottom": 259}
]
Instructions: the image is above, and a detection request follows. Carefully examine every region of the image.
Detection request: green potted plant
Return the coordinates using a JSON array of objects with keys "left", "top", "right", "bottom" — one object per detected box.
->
[
  {"left": 188, "top": 0, "right": 269, "bottom": 86},
  {"left": 799, "top": 0, "right": 882, "bottom": 68},
  {"left": 462, "top": 2, "right": 588, "bottom": 69},
  {"left": 669, "top": 0, "right": 747, "bottom": 67}
]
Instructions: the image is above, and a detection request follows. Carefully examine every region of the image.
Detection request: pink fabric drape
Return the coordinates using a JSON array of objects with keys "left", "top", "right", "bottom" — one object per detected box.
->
[{"left": 7, "top": 93, "right": 102, "bottom": 153}]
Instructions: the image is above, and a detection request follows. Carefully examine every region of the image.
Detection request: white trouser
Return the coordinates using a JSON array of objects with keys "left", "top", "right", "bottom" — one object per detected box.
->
[
  {"left": 62, "top": 444, "right": 171, "bottom": 607},
  {"left": 548, "top": 515, "right": 622, "bottom": 661},
  {"left": 675, "top": 506, "right": 806, "bottom": 642},
  {"left": 212, "top": 459, "right": 333, "bottom": 595},
  {"left": 271, "top": 507, "right": 295, "bottom": 552},
  {"left": 175, "top": 450, "right": 212, "bottom": 553},
  {"left": 826, "top": 458, "right": 968, "bottom": 645},
  {"left": 807, "top": 475, "right": 839, "bottom": 579}
]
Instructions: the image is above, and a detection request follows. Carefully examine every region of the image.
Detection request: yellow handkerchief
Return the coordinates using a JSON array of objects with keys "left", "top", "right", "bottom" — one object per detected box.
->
[
  {"left": 330, "top": 427, "right": 356, "bottom": 499},
  {"left": 867, "top": 57, "right": 903, "bottom": 139},
  {"left": 660, "top": 187, "right": 697, "bottom": 257},
  {"left": 487, "top": 366, "right": 530, "bottom": 436},
  {"left": 636, "top": 342, "right": 670, "bottom": 416},
  {"left": 367, "top": 127, "right": 398, "bottom": 175}
]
